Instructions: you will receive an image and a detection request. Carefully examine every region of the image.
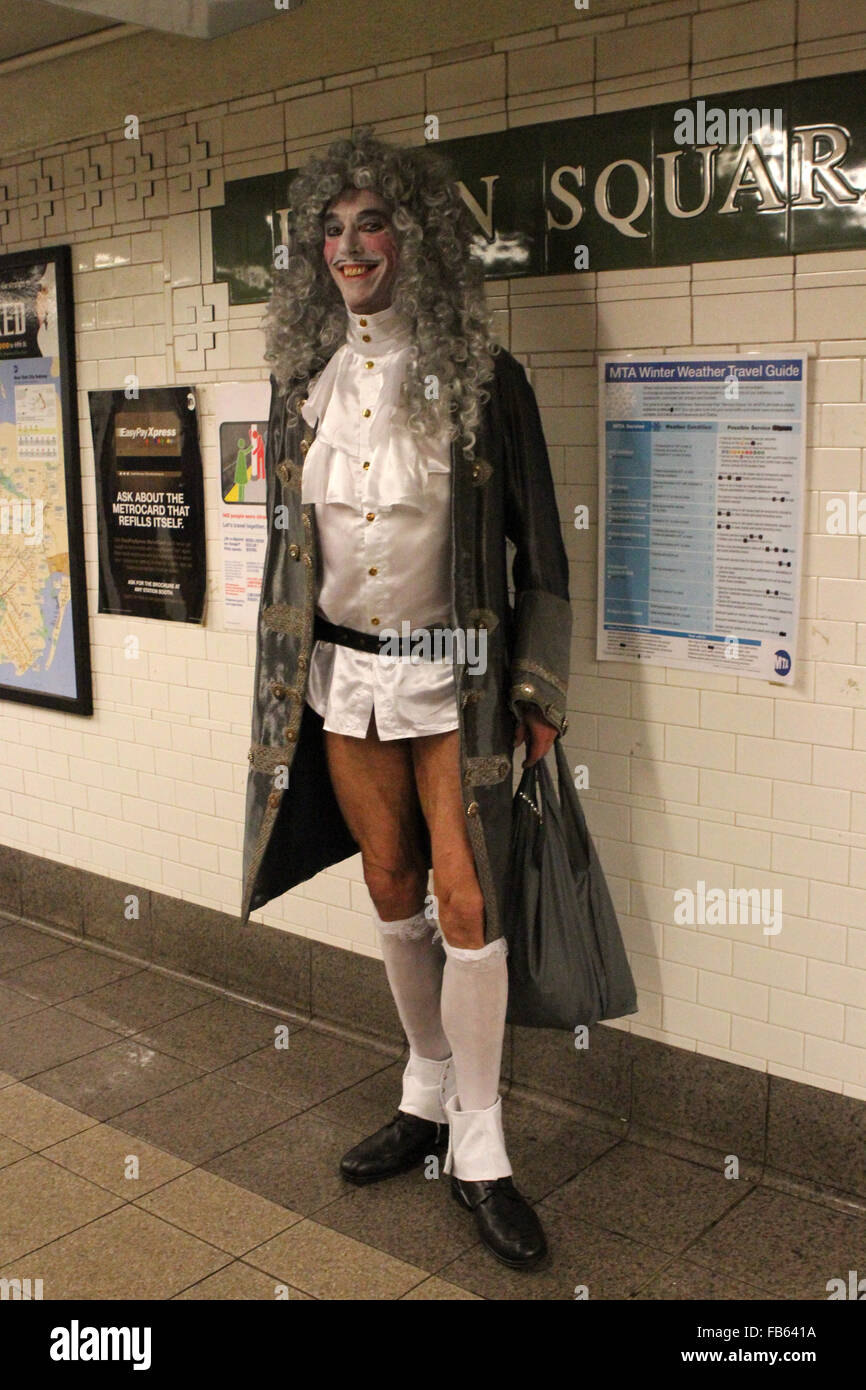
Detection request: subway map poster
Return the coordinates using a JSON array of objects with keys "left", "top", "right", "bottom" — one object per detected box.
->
[{"left": 0, "top": 246, "right": 92, "bottom": 714}]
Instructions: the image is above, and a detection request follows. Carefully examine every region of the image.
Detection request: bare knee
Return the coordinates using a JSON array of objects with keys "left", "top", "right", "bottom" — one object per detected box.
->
[
  {"left": 364, "top": 860, "right": 427, "bottom": 922},
  {"left": 436, "top": 879, "right": 486, "bottom": 950}
]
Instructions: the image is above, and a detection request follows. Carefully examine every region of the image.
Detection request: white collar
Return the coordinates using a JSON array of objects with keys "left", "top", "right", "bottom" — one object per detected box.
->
[{"left": 344, "top": 302, "right": 412, "bottom": 357}]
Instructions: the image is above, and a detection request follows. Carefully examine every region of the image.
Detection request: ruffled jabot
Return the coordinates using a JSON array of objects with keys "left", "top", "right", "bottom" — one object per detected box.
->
[{"left": 300, "top": 304, "right": 451, "bottom": 511}]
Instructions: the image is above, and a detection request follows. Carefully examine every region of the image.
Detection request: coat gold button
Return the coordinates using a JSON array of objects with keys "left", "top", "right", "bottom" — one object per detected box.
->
[
  {"left": 288, "top": 543, "right": 300, "bottom": 560},
  {"left": 518, "top": 682, "right": 536, "bottom": 698},
  {"left": 300, "top": 440, "right": 309, "bottom": 453},
  {"left": 286, "top": 729, "right": 297, "bottom": 742},
  {"left": 471, "top": 457, "right": 491, "bottom": 485},
  {"left": 466, "top": 801, "right": 479, "bottom": 817},
  {"left": 271, "top": 682, "right": 287, "bottom": 699},
  {"left": 302, "top": 553, "right": 312, "bottom": 567}
]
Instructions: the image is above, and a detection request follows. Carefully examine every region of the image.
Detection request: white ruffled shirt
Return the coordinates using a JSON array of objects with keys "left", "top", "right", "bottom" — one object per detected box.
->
[{"left": 300, "top": 302, "right": 459, "bottom": 740}]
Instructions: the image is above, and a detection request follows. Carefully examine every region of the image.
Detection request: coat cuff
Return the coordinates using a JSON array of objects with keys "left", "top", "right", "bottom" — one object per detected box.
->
[{"left": 508, "top": 589, "right": 572, "bottom": 736}]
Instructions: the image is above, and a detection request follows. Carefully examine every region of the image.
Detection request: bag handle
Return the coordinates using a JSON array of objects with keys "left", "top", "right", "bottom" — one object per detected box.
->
[
  {"left": 516, "top": 778, "right": 543, "bottom": 822},
  {"left": 515, "top": 742, "right": 592, "bottom": 867},
  {"left": 551, "top": 738, "right": 591, "bottom": 876}
]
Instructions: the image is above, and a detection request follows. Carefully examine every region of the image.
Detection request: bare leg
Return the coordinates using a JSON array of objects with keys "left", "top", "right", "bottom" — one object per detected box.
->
[
  {"left": 411, "top": 730, "right": 509, "bottom": 1152},
  {"left": 324, "top": 712, "right": 449, "bottom": 1062},
  {"left": 409, "top": 729, "right": 485, "bottom": 950},
  {"left": 324, "top": 710, "right": 428, "bottom": 922}
]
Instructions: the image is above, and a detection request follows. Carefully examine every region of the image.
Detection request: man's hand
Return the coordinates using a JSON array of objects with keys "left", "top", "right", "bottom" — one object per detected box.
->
[{"left": 513, "top": 702, "right": 559, "bottom": 767}]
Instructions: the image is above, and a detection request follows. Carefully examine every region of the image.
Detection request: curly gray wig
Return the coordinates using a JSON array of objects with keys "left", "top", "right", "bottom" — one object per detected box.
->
[{"left": 261, "top": 127, "right": 500, "bottom": 457}]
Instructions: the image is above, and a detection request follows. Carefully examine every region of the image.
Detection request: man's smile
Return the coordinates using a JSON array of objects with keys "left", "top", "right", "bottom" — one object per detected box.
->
[{"left": 337, "top": 262, "right": 379, "bottom": 278}]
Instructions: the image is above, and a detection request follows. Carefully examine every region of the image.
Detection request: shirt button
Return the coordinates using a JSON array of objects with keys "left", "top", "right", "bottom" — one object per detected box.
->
[
  {"left": 363, "top": 409, "right": 371, "bottom": 417},
  {"left": 370, "top": 617, "right": 380, "bottom": 625},
  {"left": 359, "top": 318, "right": 367, "bottom": 327},
  {"left": 362, "top": 334, "right": 371, "bottom": 342},
  {"left": 362, "top": 461, "right": 370, "bottom": 470},
  {"left": 369, "top": 566, "right": 378, "bottom": 576},
  {"left": 365, "top": 361, "right": 374, "bottom": 369},
  {"left": 366, "top": 511, "right": 375, "bottom": 521}
]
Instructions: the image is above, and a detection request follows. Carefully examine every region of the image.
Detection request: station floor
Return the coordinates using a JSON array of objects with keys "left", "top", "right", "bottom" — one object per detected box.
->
[{"left": 0, "top": 916, "right": 864, "bottom": 1301}]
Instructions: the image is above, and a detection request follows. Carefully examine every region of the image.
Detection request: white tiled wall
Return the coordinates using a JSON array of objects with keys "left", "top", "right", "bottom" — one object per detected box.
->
[{"left": 1, "top": 0, "right": 865, "bottom": 1097}]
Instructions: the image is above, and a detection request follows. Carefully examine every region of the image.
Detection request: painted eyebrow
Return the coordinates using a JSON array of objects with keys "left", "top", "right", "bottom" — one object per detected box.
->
[{"left": 323, "top": 207, "right": 390, "bottom": 223}]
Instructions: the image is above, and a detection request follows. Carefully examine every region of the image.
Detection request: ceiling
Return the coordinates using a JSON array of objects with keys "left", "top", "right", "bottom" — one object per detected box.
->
[{"left": 0, "top": 0, "right": 304, "bottom": 63}]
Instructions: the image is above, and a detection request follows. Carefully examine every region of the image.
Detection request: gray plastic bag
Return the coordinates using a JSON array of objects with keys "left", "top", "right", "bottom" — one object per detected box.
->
[{"left": 504, "top": 739, "right": 638, "bottom": 1030}]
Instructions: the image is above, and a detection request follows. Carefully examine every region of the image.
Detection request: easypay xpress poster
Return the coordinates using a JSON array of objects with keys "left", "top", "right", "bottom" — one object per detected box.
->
[{"left": 89, "top": 386, "right": 206, "bottom": 622}]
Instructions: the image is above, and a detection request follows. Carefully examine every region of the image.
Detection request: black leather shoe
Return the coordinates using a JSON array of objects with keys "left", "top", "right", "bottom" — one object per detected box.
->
[
  {"left": 451, "top": 1175, "right": 547, "bottom": 1268},
  {"left": 340, "top": 1111, "right": 448, "bottom": 1185}
]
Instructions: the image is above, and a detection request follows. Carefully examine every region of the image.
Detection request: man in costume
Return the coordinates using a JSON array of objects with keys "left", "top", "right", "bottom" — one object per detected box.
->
[{"left": 242, "top": 129, "right": 571, "bottom": 1268}]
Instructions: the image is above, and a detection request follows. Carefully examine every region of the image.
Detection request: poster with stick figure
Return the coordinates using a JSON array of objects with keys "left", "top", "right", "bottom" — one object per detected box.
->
[{"left": 203, "top": 382, "right": 271, "bottom": 631}]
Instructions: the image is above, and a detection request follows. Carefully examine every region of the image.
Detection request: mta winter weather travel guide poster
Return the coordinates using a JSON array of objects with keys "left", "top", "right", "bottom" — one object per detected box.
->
[{"left": 597, "top": 354, "right": 807, "bottom": 685}]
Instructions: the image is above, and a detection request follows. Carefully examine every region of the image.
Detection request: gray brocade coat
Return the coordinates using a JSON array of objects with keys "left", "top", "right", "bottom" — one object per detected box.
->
[{"left": 240, "top": 346, "right": 573, "bottom": 942}]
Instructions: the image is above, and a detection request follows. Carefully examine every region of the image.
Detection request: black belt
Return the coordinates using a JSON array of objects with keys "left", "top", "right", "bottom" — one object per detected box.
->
[{"left": 313, "top": 614, "right": 440, "bottom": 660}]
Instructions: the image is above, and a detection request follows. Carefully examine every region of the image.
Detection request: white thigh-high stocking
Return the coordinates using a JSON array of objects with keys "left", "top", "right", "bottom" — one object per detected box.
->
[
  {"left": 373, "top": 905, "right": 450, "bottom": 1062},
  {"left": 440, "top": 936, "right": 512, "bottom": 1180}
]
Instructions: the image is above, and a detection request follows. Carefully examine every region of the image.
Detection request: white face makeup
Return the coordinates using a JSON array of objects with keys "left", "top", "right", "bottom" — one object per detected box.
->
[{"left": 323, "top": 189, "right": 400, "bottom": 315}]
